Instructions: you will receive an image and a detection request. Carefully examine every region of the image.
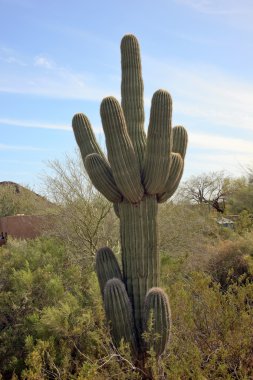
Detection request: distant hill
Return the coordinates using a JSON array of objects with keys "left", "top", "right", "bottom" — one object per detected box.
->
[{"left": 0, "top": 181, "right": 56, "bottom": 217}]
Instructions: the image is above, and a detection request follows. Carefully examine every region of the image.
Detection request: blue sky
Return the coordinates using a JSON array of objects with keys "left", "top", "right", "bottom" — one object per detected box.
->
[{"left": 1, "top": 0, "right": 253, "bottom": 192}]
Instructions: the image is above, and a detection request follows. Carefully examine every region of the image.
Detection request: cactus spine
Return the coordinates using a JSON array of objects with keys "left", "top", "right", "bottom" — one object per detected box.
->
[{"left": 72, "top": 34, "right": 188, "bottom": 371}]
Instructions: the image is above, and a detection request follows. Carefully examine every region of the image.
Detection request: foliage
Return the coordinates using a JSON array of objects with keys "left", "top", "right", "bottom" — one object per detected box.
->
[
  {"left": 0, "top": 230, "right": 253, "bottom": 379},
  {"left": 42, "top": 152, "right": 119, "bottom": 269},
  {"left": 206, "top": 239, "right": 252, "bottom": 290},
  {"left": 0, "top": 238, "right": 106, "bottom": 379},
  {"left": 226, "top": 177, "right": 253, "bottom": 215},
  {"left": 158, "top": 202, "right": 219, "bottom": 258},
  {"left": 235, "top": 210, "right": 253, "bottom": 234},
  {"left": 1, "top": 162, "right": 253, "bottom": 378},
  {"left": 0, "top": 182, "right": 54, "bottom": 217},
  {"left": 165, "top": 271, "right": 253, "bottom": 380}
]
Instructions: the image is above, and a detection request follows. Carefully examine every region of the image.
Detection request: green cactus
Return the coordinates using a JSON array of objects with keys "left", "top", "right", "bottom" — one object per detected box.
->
[
  {"left": 96, "top": 247, "right": 122, "bottom": 296},
  {"left": 104, "top": 278, "right": 138, "bottom": 354},
  {"left": 72, "top": 34, "right": 188, "bottom": 367},
  {"left": 144, "top": 287, "right": 171, "bottom": 356}
]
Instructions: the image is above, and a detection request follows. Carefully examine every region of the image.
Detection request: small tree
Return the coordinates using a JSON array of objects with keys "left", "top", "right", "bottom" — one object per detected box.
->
[
  {"left": 178, "top": 171, "right": 241, "bottom": 213},
  {"left": 227, "top": 169, "right": 253, "bottom": 214},
  {"left": 42, "top": 152, "right": 118, "bottom": 269}
]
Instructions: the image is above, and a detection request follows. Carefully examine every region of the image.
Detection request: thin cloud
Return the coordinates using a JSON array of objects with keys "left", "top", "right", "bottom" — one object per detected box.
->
[
  {"left": 1, "top": 45, "right": 253, "bottom": 136},
  {"left": 190, "top": 153, "right": 252, "bottom": 166},
  {"left": 0, "top": 69, "right": 116, "bottom": 101},
  {"left": 143, "top": 55, "right": 253, "bottom": 132},
  {"left": 175, "top": 0, "right": 251, "bottom": 15},
  {"left": 185, "top": 132, "right": 253, "bottom": 177},
  {"left": 0, "top": 143, "right": 44, "bottom": 151},
  {"left": 0, "top": 46, "right": 27, "bottom": 66},
  {"left": 34, "top": 55, "right": 54, "bottom": 69},
  {"left": 0, "top": 159, "right": 41, "bottom": 165},
  {"left": 0, "top": 118, "right": 71, "bottom": 131},
  {"left": 186, "top": 131, "right": 253, "bottom": 176},
  {"left": 0, "top": 118, "right": 103, "bottom": 134},
  {"left": 190, "top": 132, "right": 253, "bottom": 154},
  {"left": 186, "top": 152, "right": 252, "bottom": 176},
  {"left": 174, "top": 0, "right": 253, "bottom": 33},
  {"left": 0, "top": 47, "right": 117, "bottom": 100}
]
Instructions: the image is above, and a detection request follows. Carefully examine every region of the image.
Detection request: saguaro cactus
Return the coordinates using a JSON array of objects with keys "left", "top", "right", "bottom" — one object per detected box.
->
[{"left": 72, "top": 34, "right": 188, "bottom": 367}]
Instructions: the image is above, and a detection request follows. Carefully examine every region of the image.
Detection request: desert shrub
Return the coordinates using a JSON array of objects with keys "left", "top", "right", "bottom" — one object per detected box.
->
[
  {"left": 0, "top": 238, "right": 144, "bottom": 380},
  {"left": 158, "top": 202, "right": 219, "bottom": 258},
  {"left": 42, "top": 153, "right": 119, "bottom": 269},
  {"left": 18, "top": 269, "right": 253, "bottom": 380},
  {"left": 235, "top": 210, "right": 253, "bottom": 234},
  {"left": 206, "top": 240, "right": 252, "bottom": 290},
  {"left": 1, "top": 235, "right": 253, "bottom": 379},
  {"left": 0, "top": 238, "right": 107, "bottom": 379},
  {"left": 227, "top": 180, "right": 253, "bottom": 214},
  {"left": 165, "top": 271, "right": 253, "bottom": 379}
]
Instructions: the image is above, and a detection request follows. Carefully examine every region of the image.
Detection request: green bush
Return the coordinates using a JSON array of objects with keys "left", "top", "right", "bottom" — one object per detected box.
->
[
  {"left": 0, "top": 238, "right": 107, "bottom": 379},
  {"left": 165, "top": 271, "right": 253, "bottom": 379},
  {"left": 235, "top": 210, "right": 253, "bottom": 234},
  {"left": 206, "top": 240, "right": 252, "bottom": 290},
  {"left": 1, "top": 236, "right": 253, "bottom": 379}
]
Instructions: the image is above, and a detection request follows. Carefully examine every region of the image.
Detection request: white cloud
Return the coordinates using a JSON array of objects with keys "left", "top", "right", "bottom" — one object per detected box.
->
[
  {"left": 1, "top": 45, "right": 253, "bottom": 138},
  {"left": 175, "top": 0, "right": 252, "bottom": 15},
  {"left": 185, "top": 151, "right": 252, "bottom": 177},
  {"left": 34, "top": 55, "right": 54, "bottom": 69},
  {"left": 190, "top": 132, "right": 253, "bottom": 154},
  {"left": 190, "top": 152, "right": 252, "bottom": 167},
  {"left": 0, "top": 118, "right": 71, "bottom": 131},
  {"left": 0, "top": 143, "right": 44, "bottom": 151},
  {"left": 174, "top": 0, "right": 253, "bottom": 33},
  {"left": 0, "top": 159, "right": 41, "bottom": 165},
  {"left": 143, "top": 55, "right": 253, "bottom": 133},
  {"left": 0, "top": 66, "right": 117, "bottom": 101},
  {"left": 184, "top": 131, "right": 253, "bottom": 176},
  {"left": 0, "top": 118, "right": 103, "bottom": 134},
  {"left": 0, "top": 47, "right": 118, "bottom": 100},
  {"left": 0, "top": 47, "right": 27, "bottom": 66}
]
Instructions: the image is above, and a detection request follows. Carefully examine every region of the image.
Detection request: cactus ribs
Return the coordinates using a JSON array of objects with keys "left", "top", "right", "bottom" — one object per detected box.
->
[{"left": 72, "top": 34, "right": 188, "bottom": 365}]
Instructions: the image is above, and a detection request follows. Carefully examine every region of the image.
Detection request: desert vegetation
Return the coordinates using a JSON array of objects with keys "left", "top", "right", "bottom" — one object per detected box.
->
[{"left": 0, "top": 158, "right": 253, "bottom": 379}]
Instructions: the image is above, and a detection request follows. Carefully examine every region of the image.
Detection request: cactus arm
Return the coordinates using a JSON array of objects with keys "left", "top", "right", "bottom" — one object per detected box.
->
[
  {"left": 72, "top": 113, "right": 105, "bottom": 162},
  {"left": 144, "top": 287, "right": 171, "bottom": 356},
  {"left": 121, "top": 34, "right": 146, "bottom": 168},
  {"left": 95, "top": 247, "right": 122, "bottom": 297},
  {"left": 157, "top": 125, "right": 188, "bottom": 203},
  {"left": 143, "top": 90, "right": 172, "bottom": 194},
  {"left": 158, "top": 165, "right": 184, "bottom": 203},
  {"left": 157, "top": 153, "right": 183, "bottom": 203},
  {"left": 100, "top": 96, "right": 144, "bottom": 203},
  {"left": 172, "top": 125, "right": 188, "bottom": 158},
  {"left": 104, "top": 278, "right": 138, "bottom": 354},
  {"left": 85, "top": 153, "right": 122, "bottom": 203}
]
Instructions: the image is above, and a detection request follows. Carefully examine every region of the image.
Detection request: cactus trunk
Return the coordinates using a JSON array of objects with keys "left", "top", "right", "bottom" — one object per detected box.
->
[{"left": 119, "top": 195, "right": 158, "bottom": 343}]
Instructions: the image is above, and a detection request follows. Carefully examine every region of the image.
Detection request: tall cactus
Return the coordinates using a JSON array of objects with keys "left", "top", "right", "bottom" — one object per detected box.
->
[{"left": 72, "top": 34, "right": 188, "bottom": 370}]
